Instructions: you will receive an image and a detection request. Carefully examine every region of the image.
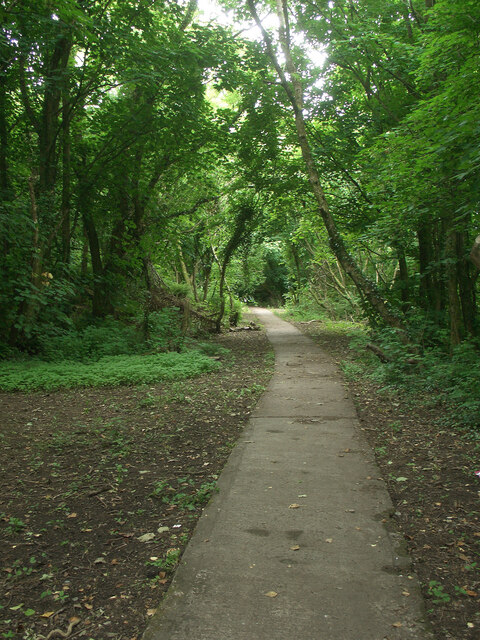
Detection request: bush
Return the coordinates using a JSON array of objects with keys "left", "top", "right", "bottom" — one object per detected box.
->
[
  {"left": 37, "top": 319, "right": 142, "bottom": 362},
  {"left": 348, "top": 326, "right": 480, "bottom": 432},
  {"left": 147, "top": 309, "right": 184, "bottom": 352}
]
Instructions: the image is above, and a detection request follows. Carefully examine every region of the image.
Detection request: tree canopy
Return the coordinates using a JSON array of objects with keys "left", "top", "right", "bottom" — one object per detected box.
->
[{"left": 1, "top": 0, "right": 478, "bottom": 357}]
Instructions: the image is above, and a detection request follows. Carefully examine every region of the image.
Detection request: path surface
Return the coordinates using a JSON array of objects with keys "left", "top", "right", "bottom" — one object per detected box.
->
[{"left": 143, "top": 309, "right": 432, "bottom": 640}]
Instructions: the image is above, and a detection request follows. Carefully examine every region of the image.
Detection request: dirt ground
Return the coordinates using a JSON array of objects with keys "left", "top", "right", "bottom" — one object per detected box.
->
[
  {"left": 295, "top": 320, "right": 480, "bottom": 640},
  {"left": 2, "top": 316, "right": 479, "bottom": 640},
  {"left": 0, "top": 323, "right": 274, "bottom": 640}
]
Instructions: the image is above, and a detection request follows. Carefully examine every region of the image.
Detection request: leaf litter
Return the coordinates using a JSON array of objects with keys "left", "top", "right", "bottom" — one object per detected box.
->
[{"left": 0, "top": 325, "right": 273, "bottom": 640}]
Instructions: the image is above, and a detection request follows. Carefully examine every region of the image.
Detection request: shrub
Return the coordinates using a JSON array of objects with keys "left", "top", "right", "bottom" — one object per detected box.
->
[
  {"left": 147, "top": 309, "right": 184, "bottom": 352},
  {"left": 36, "top": 319, "right": 142, "bottom": 362}
]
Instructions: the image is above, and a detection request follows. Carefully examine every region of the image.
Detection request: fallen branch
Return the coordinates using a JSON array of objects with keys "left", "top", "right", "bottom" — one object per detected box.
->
[
  {"left": 229, "top": 322, "right": 260, "bottom": 332},
  {"left": 366, "top": 343, "right": 420, "bottom": 366},
  {"left": 366, "top": 343, "right": 392, "bottom": 362}
]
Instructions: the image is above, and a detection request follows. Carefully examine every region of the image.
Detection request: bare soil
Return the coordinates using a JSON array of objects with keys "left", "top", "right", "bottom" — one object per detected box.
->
[
  {"left": 0, "top": 321, "right": 273, "bottom": 640},
  {"left": 295, "top": 320, "right": 480, "bottom": 640}
]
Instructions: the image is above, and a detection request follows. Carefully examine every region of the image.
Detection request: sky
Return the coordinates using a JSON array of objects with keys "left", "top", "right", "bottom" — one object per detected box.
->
[{"left": 196, "top": 0, "right": 327, "bottom": 69}]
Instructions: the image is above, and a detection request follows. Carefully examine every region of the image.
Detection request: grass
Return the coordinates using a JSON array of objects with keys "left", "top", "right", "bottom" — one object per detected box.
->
[{"left": 0, "top": 350, "right": 222, "bottom": 391}]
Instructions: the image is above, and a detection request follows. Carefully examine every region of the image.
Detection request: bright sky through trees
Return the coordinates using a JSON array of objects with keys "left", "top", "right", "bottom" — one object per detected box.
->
[{"left": 197, "top": 0, "right": 327, "bottom": 68}]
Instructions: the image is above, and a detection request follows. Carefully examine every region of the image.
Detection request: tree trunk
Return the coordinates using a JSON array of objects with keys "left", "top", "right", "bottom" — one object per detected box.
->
[
  {"left": 456, "top": 231, "right": 477, "bottom": 336},
  {"left": 61, "top": 90, "right": 71, "bottom": 266},
  {"left": 80, "top": 175, "right": 112, "bottom": 317},
  {"left": 247, "top": 0, "right": 406, "bottom": 335},
  {"left": 38, "top": 34, "right": 71, "bottom": 193},
  {"left": 417, "top": 217, "right": 436, "bottom": 310},
  {"left": 445, "top": 230, "right": 462, "bottom": 348},
  {"left": 396, "top": 248, "right": 410, "bottom": 313},
  {"left": 177, "top": 241, "right": 195, "bottom": 298},
  {"left": 0, "top": 72, "right": 8, "bottom": 199}
]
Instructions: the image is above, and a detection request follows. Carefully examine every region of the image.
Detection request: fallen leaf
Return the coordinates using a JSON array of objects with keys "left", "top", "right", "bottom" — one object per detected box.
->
[
  {"left": 41, "top": 612, "right": 55, "bottom": 618},
  {"left": 84, "top": 603, "right": 93, "bottom": 610},
  {"left": 289, "top": 503, "right": 300, "bottom": 509},
  {"left": 157, "top": 526, "right": 169, "bottom": 534},
  {"left": 466, "top": 590, "right": 478, "bottom": 597},
  {"left": 137, "top": 533, "right": 156, "bottom": 543},
  {"left": 325, "top": 538, "right": 333, "bottom": 543},
  {"left": 265, "top": 591, "right": 278, "bottom": 598},
  {"left": 392, "top": 622, "right": 403, "bottom": 628},
  {"left": 290, "top": 545, "right": 300, "bottom": 551},
  {"left": 402, "top": 591, "right": 410, "bottom": 597},
  {"left": 146, "top": 609, "right": 157, "bottom": 616},
  {"left": 93, "top": 557, "right": 106, "bottom": 564},
  {"left": 67, "top": 513, "right": 77, "bottom": 518}
]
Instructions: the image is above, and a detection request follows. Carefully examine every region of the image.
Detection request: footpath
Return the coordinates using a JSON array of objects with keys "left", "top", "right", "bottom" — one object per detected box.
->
[{"left": 143, "top": 308, "right": 433, "bottom": 640}]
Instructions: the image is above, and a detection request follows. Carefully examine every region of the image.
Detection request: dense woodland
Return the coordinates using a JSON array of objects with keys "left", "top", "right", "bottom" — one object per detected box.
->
[{"left": 1, "top": 0, "right": 479, "bottom": 375}]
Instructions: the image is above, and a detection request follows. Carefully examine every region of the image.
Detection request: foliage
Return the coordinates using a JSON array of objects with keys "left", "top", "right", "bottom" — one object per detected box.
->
[
  {"left": 343, "top": 327, "right": 480, "bottom": 433},
  {"left": 0, "top": 0, "right": 478, "bottom": 410},
  {"left": 0, "top": 350, "right": 221, "bottom": 392},
  {"left": 36, "top": 319, "right": 143, "bottom": 362},
  {"left": 147, "top": 309, "right": 185, "bottom": 352}
]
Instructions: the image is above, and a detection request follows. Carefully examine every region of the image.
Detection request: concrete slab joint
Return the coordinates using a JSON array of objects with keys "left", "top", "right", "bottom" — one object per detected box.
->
[{"left": 143, "top": 308, "right": 433, "bottom": 640}]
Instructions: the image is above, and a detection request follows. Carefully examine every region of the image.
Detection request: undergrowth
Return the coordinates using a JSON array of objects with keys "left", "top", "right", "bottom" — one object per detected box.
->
[
  {"left": 282, "top": 305, "right": 480, "bottom": 434},
  {"left": 0, "top": 310, "right": 232, "bottom": 391},
  {"left": 344, "top": 329, "right": 480, "bottom": 433},
  {"left": 0, "top": 351, "right": 223, "bottom": 391}
]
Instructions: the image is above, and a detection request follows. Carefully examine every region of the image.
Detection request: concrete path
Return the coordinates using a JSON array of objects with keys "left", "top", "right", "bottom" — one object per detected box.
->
[{"left": 143, "top": 309, "right": 432, "bottom": 640}]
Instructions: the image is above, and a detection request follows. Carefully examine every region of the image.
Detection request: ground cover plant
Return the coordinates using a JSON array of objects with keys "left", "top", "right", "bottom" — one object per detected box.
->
[
  {"left": 0, "top": 351, "right": 222, "bottom": 392},
  {"left": 0, "top": 322, "right": 273, "bottom": 640},
  {"left": 289, "top": 314, "right": 480, "bottom": 640}
]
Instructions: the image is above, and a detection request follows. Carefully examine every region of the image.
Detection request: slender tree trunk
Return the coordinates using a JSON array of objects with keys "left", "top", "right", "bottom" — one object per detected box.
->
[
  {"left": 80, "top": 175, "right": 112, "bottom": 317},
  {"left": 417, "top": 217, "right": 435, "bottom": 310},
  {"left": 202, "top": 262, "right": 212, "bottom": 302},
  {"left": 445, "top": 230, "right": 462, "bottom": 347},
  {"left": 247, "top": 0, "right": 406, "bottom": 334},
  {"left": 81, "top": 229, "right": 89, "bottom": 278},
  {"left": 177, "top": 241, "right": 195, "bottom": 298},
  {"left": 61, "top": 91, "right": 71, "bottom": 266},
  {"left": 456, "top": 231, "right": 477, "bottom": 336},
  {"left": 0, "top": 72, "right": 8, "bottom": 199},
  {"left": 290, "top": 242, "right": 302, "bottom": 300},
  {"left": 38, "top": 34, "right": 71, "bottom": 193},
  {"left": 396, "top": 248, "right": 410, "bottom": 313}
]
